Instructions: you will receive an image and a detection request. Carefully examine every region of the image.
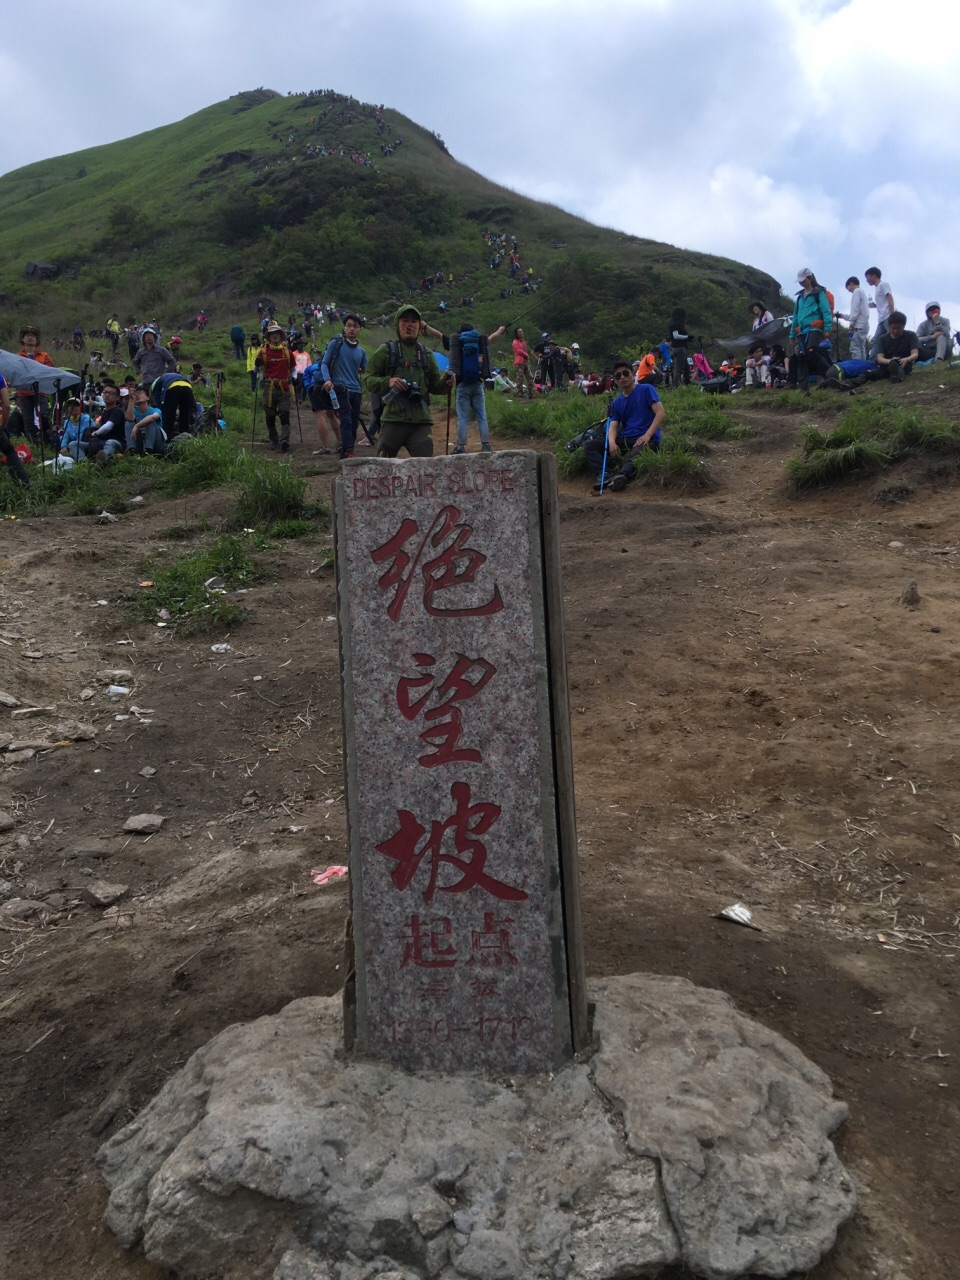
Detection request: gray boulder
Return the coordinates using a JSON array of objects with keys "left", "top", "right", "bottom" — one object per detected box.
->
[
  {"left": 23, "top": 260, "right": 59, "bottom": 283},
  {"left": 97, "top": 975, "right": 855, "bottom": 1280}
]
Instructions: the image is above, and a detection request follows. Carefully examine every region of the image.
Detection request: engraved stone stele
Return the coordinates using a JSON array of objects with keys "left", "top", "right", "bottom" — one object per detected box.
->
[{"left": 334, "top": 450, "right": 586, "bottom": 1073}]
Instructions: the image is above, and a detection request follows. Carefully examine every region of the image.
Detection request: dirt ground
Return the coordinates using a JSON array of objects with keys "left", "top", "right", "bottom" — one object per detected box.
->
[{"left": 1, "top": 399, "right": 957, "bottom": 1280}]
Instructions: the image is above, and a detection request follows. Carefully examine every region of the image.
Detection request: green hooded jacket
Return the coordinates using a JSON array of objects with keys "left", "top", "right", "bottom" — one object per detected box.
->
[{"left": 363, "top": 306, "right": 449, "bottom": 426}]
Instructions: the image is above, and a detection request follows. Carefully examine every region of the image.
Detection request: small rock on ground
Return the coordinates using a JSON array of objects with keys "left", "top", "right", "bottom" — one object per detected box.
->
[
  {"left": 55, "top": 720, "right": 97, "bottom": 741},
  {"left": 0, "top": 898, "right": 48, "bottom": 921},
  {"left": 0, "top": 811, "right": 15, "bottom": 833},
  {"left": 81, "top": 880, "right": 129, "bottom": 908},
  {"left": 123, "top": 814, "right": 164, "bottom": 834}
]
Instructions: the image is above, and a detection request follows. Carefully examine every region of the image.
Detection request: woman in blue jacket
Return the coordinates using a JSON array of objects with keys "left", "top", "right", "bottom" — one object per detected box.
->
[{"left": 792, "top": 269, "right": 833, "bottom": 393}]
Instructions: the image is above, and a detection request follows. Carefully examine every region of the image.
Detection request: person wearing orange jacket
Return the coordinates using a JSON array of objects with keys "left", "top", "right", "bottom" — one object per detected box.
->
[{"left": 14, "top": 325, "right": 55, "bottom": 443}]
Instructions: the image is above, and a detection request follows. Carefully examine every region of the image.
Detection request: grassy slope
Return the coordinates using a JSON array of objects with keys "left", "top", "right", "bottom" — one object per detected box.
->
[{"left": 0, "top": 89, "right": 781, "bottom": 361}]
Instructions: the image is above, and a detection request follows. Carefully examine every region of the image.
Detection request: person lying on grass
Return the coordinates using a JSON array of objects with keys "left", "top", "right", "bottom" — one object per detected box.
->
[{"left": 586, "top": 358, "right": 665, "bottom": 494}]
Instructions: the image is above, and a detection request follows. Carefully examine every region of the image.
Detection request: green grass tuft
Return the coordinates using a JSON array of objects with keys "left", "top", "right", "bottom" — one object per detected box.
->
[
  {"left": 132, "top": 534, "right": 262, "bottom": 634},
  {"left": 233, "top": 453, "right": 308, "bottom": 525},
  {"left": 269, "top": 518, "right": 313, "bottom": 539},
  {"left": 785, "top": 397, "right": 960, "bottom": 492}
]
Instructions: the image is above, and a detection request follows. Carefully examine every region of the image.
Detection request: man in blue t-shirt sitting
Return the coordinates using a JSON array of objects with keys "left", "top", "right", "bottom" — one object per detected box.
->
[{"left": 586, "top": 358, "right": 665, "bottom": 493}]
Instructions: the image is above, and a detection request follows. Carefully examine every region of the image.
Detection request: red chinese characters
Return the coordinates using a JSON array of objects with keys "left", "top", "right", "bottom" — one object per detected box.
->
[
  {"left": 400, "top": 914, "right": 457, "bottom": 969},
  {"left": 377, "top": 782, "right": 528, "bottom": 905},
  {"left": 371, "top": 506, "right": 504, "bottom": 621},
  {"left": 396, "top": 652, "right": 497, "bottom": 767}
]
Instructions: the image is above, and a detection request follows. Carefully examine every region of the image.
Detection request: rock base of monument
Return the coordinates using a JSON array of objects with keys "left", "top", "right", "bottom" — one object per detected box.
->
[{"left": 96, "top": 973, "right": 856, "bottom": 1280}]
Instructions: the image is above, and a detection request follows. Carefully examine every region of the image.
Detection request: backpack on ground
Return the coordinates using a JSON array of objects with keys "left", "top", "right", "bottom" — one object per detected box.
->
[
  {"left": 565, "top": 416, "right": 609, "bottom": 452},
  {"left": 821, "top": 359, "right": 880, "bottom": 392},
  {"left": 700, "top": 375, "right": 731, "bottom": 395},
  {"left": 449, "top": 329, "right": 490, "bottom": 385}
]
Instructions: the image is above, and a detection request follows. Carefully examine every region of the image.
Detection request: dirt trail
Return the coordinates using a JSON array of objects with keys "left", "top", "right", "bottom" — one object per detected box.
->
[{"left": 0, "top": 410, "right": 957, "bottom": 1279}]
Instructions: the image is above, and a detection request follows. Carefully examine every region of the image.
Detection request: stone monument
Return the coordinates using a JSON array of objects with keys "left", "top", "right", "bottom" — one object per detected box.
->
[
  {"left": 93, "top": 451, "right": 857, "bottom": 1280},
  {"left": 333, "top": 450, "right": 587, "bottom": 1073}
]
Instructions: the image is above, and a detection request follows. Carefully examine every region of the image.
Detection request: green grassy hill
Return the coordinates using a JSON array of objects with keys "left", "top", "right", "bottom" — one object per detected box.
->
[{"left": 0, "top": 88, "right": 781, "bottom": 362}]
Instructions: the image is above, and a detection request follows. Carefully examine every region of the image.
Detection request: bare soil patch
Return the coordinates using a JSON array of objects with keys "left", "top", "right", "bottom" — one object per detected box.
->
[{"left": 1, "top": 410, "right": 957, "bottom": 1279}]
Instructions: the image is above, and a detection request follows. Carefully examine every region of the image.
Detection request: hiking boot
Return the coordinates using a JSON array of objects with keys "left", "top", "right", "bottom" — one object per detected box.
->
[
  {"left": 480, "top": 443, "right": 491, "bottom": 453},
  {"left": 610, "top": 473, "right": 629, "bottom": 492},
  {"left": 591, "top": 480, "right": 608, "bottom": 494},
  {"left": 280, "top": 440, "right": 289, "bottom": 453},
  {"left": 342, "top": 450, "right": 355, "bottom": 459},
  {"left": 452, "top": 445, "right": 466, "bottom": 455}
]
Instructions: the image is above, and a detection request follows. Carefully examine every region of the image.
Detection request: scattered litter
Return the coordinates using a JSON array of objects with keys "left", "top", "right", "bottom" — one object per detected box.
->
[
  {"left": 253, "top": 675, "right": 263, "bottom": 682},
  {"left": 11, "top": 706, "right": 56, "bottom": 719},
  {"left": 716, "top": 902, "right": 763, "bottom": 931},
  {"left": 130, "top": 495, "right": 145, "bottom": 506},
  {"left": 114, "top": 714, "right": 130, "bottom": 722},
  {"left": 205, "top": 576, "right": 226, "bottom": 594},
  {"left": 325, "top": 615, "right": 336, "bottom": 622},
  {"left": 888, "top": 541, "right": 903, "bottom": 548},
  {"left": 210, "top": 643, "right": 232, "bottom": 654},
  {"left": 107, "top": 685, "right": 130, "bottom": 698},
  {"left": 98, "top": 511, "right": 118, "bottom": 524},
  {"left": 138, "top": 581, "right": 154, "bottom": 590},
  {"left": 931, "top": 627, "right": 941, "bottom": 633},
  {"left": 311, "top": 865, "right": 349, "bottom": 886},
  {"left": 139, "top": 766, "right": 157, "bottom": 778},
  {"left": 129, "top": 706, "right": 155, "bottom": 717},
  {"left": 288, "top": 825, "right": 305, "bottom": 833},
  {"left": 158, "top": 609, "right": 171, "bottom": 621},
  {"left": 95, "top": 600, "right": 110, "bottom": 607}
]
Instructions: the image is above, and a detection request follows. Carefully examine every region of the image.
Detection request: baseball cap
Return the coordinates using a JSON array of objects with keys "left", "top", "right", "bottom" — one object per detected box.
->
[{"left": 796, "top": 267, "right": 814, "bottom": 283}]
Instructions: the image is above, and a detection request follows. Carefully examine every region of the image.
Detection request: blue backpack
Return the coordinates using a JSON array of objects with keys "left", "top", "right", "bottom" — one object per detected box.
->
[
  {"left": 302, "top": 362, "right": 322, "bottom": 392},
  {"left": 457, "top": 329, "right": 483, "bottom": 384}
]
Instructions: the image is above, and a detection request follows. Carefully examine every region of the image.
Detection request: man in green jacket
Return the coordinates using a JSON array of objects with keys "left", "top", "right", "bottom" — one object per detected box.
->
[{"left": 364, "top": 305, "right": 455, "bottom": 457}]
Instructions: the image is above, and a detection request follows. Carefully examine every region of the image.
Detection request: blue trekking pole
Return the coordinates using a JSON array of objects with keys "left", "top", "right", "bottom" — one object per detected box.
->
[{"left": 597, "top": 416, "right": 611, "bottom": 494}]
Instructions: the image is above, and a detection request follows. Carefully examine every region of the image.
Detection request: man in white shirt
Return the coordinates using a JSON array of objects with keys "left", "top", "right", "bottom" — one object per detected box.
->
[
  {"left": 865, "top": 267, "right": 894, "bottom": 359},
  {"left": 840, "top": 276, "right": 870, "bottom": 361}
]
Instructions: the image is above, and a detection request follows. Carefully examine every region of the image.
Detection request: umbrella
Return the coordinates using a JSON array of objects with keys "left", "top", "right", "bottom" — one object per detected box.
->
[
  {"left": 0, "top": 349, "right": 82, "bottom": 393},
  {"left": 713, "top": 316, "right": 791, "bottom": 350}
]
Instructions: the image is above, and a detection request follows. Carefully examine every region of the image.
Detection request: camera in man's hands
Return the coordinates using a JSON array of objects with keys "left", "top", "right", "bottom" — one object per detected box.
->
[{"left": 383, "top": 379, "right": 422, "bottom": 405}]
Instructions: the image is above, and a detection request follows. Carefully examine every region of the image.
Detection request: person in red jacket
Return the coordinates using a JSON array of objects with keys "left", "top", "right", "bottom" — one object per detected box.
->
[{"left": 255, "top": 323, "right": 295, "bottom": 451}]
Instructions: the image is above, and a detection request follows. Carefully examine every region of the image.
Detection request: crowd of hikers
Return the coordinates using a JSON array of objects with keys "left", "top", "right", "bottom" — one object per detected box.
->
[{"left": 2, "top": 244, "right": 956, "bottom": 495}]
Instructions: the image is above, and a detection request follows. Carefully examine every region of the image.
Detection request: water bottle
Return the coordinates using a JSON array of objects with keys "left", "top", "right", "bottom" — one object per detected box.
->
[{"left": 329, "top": 388, "right": 340, "bottom": 410}]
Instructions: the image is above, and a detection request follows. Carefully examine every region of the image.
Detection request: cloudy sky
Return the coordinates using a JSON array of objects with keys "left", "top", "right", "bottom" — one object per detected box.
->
[{"left": 2, "top": 0, "right": 958, "bottom": 335}]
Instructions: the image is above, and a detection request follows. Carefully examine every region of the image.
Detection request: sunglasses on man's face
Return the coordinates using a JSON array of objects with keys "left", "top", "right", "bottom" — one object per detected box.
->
[{"left": 613, "top": 370, "right": 632, "bottom": 380}]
